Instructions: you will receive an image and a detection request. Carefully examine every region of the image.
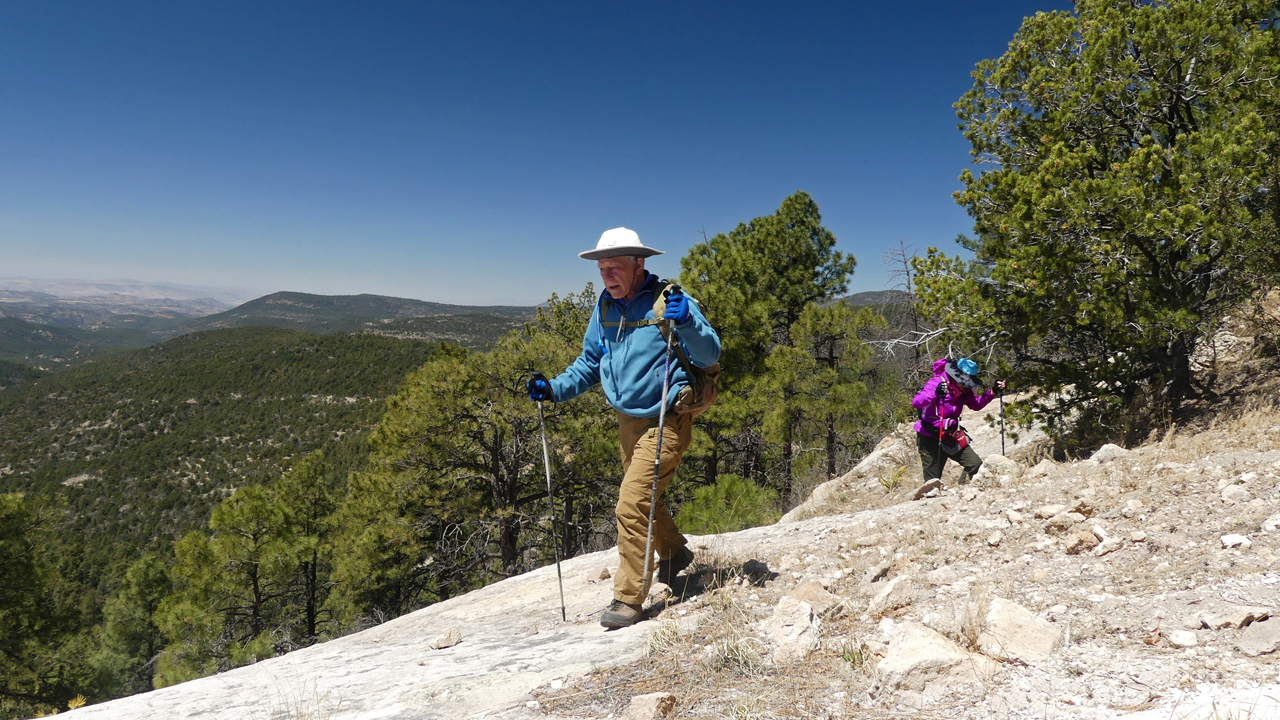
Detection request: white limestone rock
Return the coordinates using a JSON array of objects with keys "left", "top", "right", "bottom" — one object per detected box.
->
[
  {"left": 765, "top": 596, "right": 822, "bottom": 664},
  {"left": 875, "top": 621, "right": 995, "bottom": 691},
  {"left": 1091, "top": 443, "right": 1130, "bottom": 462},
  {"left": 868, "top": 575, "right": 916, "bottom": 616},
  {"left": 977, "top": 597, "right": 1061, "bottom": 663},
  {"left": 430, "top": 628, "right": 462, "bottom": 650},
  {"left": 1222, "top": 485, "right": 1253, "bottom": 505}
]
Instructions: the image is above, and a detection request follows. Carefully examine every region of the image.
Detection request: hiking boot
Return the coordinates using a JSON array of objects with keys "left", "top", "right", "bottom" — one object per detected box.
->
[
  {"left": 600, "top": 599, "right": 643, "bottom": 629},
  {"left": 658, "top": 545, "right": 695, "bottom": 585}
]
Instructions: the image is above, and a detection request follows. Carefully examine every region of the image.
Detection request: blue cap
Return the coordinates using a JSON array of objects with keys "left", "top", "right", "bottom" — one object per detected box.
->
[{"left": 957, "top": 358, "right": 979, "bottom": 376}]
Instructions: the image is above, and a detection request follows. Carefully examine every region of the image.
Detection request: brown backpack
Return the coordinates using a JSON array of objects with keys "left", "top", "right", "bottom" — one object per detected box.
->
[{"left": 598, "top": 281, "right": 720, "bottom": 417}]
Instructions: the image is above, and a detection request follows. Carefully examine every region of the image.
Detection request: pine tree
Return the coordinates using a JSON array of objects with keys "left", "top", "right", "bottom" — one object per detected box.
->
[{"left": 680, "top": 191, "right": 858, "bottom": 505}]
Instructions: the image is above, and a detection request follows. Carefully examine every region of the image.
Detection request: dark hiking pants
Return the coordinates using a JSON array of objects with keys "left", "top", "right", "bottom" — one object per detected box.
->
[{"left": 917, "top": 432, "right": 983, "bottom": 484}]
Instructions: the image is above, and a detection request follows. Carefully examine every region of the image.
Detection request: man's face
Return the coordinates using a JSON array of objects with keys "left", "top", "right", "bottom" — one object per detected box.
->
[{"left": 597, "top": 256, "right": 645, "bottom": 300}]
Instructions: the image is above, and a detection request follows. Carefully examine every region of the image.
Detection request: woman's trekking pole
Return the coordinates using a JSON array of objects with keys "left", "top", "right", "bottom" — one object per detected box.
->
[
  {"left": 641, "top": 286, "right": 680, "bottom": 602},
  {"left": 998, "top": 386, "right": 1006, "bottom": 456},
  {"left": 532, "top": 372, "right": 567, "bottom": 622}
]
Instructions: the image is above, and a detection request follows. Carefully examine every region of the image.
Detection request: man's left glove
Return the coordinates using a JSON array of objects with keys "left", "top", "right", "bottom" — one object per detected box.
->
[
  {"left": 664, "top": 292, "right": 690, "bottom": 324},
  {"left": 527, "top": 373, "right": 554, "bottom": 402}
]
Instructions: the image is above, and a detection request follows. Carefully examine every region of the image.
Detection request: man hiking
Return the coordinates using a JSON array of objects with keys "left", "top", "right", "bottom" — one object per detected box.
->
[
  {"left": 911, "top": 357, "right": 1006, "bottom": 497},
  {"left": 527, "top": 227, "right": 721, "bottom": 629}
]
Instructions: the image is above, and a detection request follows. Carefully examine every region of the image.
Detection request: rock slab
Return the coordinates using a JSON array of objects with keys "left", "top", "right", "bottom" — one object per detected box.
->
[
  {"left": 977, "top": 597, "right": 1061, "bottom": 663},
  {"left": 868, "top": 575, "right": 916, "bottom": 615},
  {"left": 876, "top": 622, "right": 994, "bottom": 691},
  {"left": 1238, "top": 618, "right": 1280, "bottom": 657},
  {"left": 766, "top": 596, "right": 822, "bottom": 664}
]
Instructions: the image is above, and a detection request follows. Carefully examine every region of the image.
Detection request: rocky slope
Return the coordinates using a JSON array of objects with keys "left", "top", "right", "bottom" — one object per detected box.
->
[{"left": 59, "top": 397, "right": 1280, "bottom": 720}]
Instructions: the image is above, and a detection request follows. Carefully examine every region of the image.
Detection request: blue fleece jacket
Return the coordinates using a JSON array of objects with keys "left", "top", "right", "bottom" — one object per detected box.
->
[{"left": 550, "top": 273, "right": 721, "bottom": 418}]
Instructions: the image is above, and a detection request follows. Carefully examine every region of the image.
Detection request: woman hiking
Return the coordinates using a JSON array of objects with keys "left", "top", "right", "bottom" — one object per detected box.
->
[{"left": 911, "top": 357, "right": 1006, "bottom": 497}]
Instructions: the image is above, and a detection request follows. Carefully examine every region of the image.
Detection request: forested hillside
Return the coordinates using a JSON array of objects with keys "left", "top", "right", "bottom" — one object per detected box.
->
[
  {"left": 0, "top": 327, "right": 445, "bottom": 581},
  {"left": 177, "top": 291, "right": 534, "bottom": 335}
]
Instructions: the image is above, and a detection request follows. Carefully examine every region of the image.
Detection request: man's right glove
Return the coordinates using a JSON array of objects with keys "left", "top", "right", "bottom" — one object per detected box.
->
[
  {"left": 935, "top": 381, "right": 948, "bottom": 400},
  {"left": 527, "top": 373, "right": 554, "bottom": 402}
]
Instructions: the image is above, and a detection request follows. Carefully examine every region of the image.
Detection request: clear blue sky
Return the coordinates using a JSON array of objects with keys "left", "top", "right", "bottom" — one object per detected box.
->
[{"left": 0, "top": 1, "right": 1070, "bottom": 306}]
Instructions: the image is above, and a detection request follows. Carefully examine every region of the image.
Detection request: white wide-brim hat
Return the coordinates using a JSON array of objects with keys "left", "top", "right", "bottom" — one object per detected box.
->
[{"left": 578, "top": 227, "right": 665, "bottom": 260}]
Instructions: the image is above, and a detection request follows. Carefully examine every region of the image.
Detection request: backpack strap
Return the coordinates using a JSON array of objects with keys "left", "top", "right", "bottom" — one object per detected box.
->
[{"left": 598, "top": 279, "right": 672, "bottom": 329}]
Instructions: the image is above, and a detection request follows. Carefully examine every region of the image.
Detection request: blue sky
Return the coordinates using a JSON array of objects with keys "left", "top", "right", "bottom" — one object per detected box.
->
[{"left": 0, "top": 1, "right": 1070, "bottom": 306}]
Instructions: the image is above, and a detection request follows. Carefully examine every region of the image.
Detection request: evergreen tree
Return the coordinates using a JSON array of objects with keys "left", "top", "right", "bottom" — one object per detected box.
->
[
  {"left": 89, "top": 555, "right": 170, "bottom": 696},
  {"left": 763, "top": 303, "right": 884, "bottom": 481},
  {"left": 680, "top": 191, "right": 858, "bottom": 504},
  {"left": 155, "top": 484, "right": 292, "bottom": 686},
  {"left": 0, "top": 494, "right": 94, "bottom": 716}
]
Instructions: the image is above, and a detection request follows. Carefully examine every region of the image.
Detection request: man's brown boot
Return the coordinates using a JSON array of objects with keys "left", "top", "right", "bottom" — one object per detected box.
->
[{"left": 600, "top": 599, "right": 643, "bottom": 628}]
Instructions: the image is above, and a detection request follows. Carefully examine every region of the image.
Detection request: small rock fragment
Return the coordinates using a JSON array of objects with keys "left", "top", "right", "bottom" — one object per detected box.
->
[
  {"left": 597, "top": 567, "right": 612, "bottom": 581},
  {"left": 1167, "top": 630, "right": 1198, "bottom": 648},
  {"left": 1222, "top": 485, "right": 1253, "bottom": 505},
  {"left": 1093, "top": 538, "right": 1124, "bottom": 556},
  {"left": 978, "top": 597, "right": 1062, "bottom": 662},
  {"left": 862, "top": 560, "right": 892, "bottom": 586},
  {"left": 430, "top": 628, "right": 462, "bottom": 650},
  {"left": 1034, "top": 504, "right": 1067, "bottom": 519},
  {"left": 1064, "top": 531, "right": 1100, "bottom": 555},
  {"left": 1031, "top": 568, "right": 1049, "bottom": 582},
  {"left": 1006, "top": 509, "right": 1024, "bottom": 524},
  {"left": 1068, "top": 498, "right": 1097, "bottom": 518},
  {"left": 1091, "top": 444, "right": 1129, "bottom": 462},
  {"left": 926, "top": 566, "right": 958, "bottom": 586},
  {"left": 1129, "top": 531, "right": 1147, "bottom": 543},
  {"left": 766, "top": 597, "right": 822, "bottom": 663},
  {"left": 1121, "top": 499, "right": 1144, "bottom": 518},
  {"left": 1221, "top": 534, "right": 1253, "bottom": 549},
  {"left": 1027, "top": 459, "right": 1055, "bottom": 478},
  {"left": 1237, "top": 618, "right": 1280, "bottom": 657},
  {"left": 1045, "top": 512, "right": 1086, "bottom": 534},
  {"left": 1200, "top": 606, "right": 1270, "bottom": 630},
  {"left": 622, "top": 691, "right": 677, "bottom": 720},
  {"left": 987, "top": 531, "right": 1003, "bottom": 547},
  {"left": 868, "top": 576, "right": 916, "bottom": 615},
  {"left": 647, "top": 582, "right": 672, "bottom": 604},
  {"left": 1262, "top": 515, "right": 1280, "bottom": 534},
  {"left": 788, "top": 581, "right": 844, "bottom": 617}
]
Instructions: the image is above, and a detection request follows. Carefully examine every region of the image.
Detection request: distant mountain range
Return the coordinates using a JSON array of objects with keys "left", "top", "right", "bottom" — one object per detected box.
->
[
  {"left": 176, "top": 291, "right": 533, "bottom": 334},
  {"left": 0, "top": 284, "right": 907, "bottom": 369},
  {"left": 0, "top": 289, "right": 538, "bottom": 367},
  {"left": 841, "top": 289, "right": 911, "bottom": 306}
]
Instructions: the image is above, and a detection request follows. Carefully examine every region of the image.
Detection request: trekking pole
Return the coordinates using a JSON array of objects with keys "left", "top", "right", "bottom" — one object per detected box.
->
[
  {"left": 640, "top": 286, "right": 679, "bottom": 602},
  {"left": 531, "top": 372, "right": 567, "bottom": 622},
  {"left": 998, "top": 385, "right": 1006, "bottom": 456}
]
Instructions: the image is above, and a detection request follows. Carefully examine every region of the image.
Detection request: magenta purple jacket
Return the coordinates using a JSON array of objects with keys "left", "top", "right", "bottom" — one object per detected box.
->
[{"left": 912, "top": 358, "right": 997, "bottom": 437}]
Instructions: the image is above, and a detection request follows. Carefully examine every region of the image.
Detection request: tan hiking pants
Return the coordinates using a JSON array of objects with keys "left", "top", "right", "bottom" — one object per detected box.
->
[{"left": 614, "top": 410, "right": 692, "bottom": 605}]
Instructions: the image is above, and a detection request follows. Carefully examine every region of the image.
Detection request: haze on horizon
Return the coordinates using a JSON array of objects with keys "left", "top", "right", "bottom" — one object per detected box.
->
[{"left": 0, "top": 1, "right": 1070, "bottom": 306}]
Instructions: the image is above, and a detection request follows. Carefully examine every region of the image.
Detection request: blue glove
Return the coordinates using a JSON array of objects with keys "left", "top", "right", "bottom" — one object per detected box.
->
[
  {"left": 664, "top": 292, "right": 691, "bottom": 324},
  {"left": 527, "top": 374, "right": 554, "bottom": 402}
]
